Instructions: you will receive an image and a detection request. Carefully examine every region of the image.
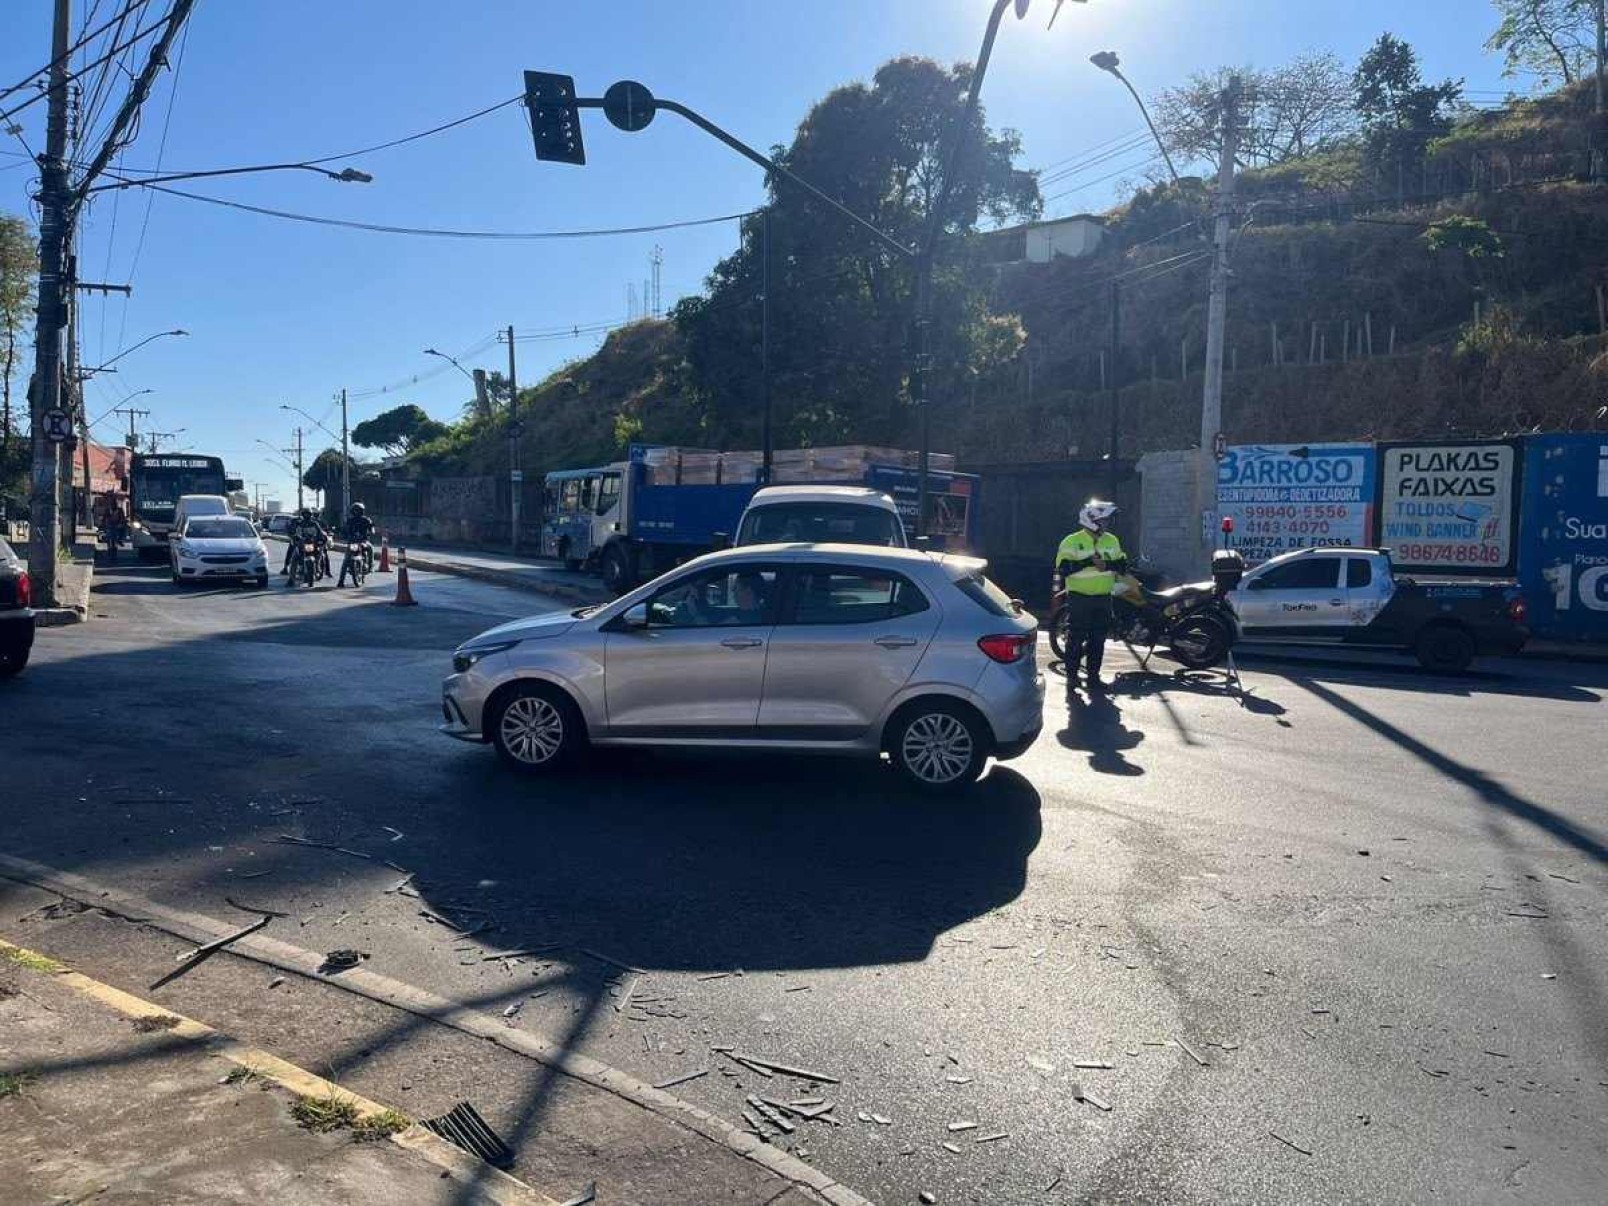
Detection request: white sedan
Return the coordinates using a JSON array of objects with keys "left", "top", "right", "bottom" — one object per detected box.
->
[{"left": 170, "top": 515, "right": 270, "bottom": 588}]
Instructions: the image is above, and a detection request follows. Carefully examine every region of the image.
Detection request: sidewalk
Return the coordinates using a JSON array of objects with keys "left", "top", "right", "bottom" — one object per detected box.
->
[
  {"left": 23, "top": 539, "right": 96, "bottom": 627},
  {"left": 1, "top": 939, "right": 557, "bottom": 1205}
]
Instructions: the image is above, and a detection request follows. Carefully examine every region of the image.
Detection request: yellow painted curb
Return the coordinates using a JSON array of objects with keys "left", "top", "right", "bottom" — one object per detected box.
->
[{"left": 0, "top": 936, "right": 559, "bottom": 1206}]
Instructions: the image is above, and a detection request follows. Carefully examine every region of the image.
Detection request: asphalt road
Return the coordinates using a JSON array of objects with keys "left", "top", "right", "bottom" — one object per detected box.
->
[{"left": 5, "top": 560, "right": 1606, "bottom": 1205}]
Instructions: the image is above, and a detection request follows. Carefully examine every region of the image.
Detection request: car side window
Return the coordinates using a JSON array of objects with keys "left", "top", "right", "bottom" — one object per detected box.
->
[
  {"left": 1252, "top": 557, "right": 1341, "bottom": 591},
  {"left": 785, "top": 568, "right": 930, "bottom": 625},
  {"left": 646, "top": 567, "right": 779, "bottom": 629},
  {"left": 1346, "top": 558, "right": 1373, "bottom": 589}
]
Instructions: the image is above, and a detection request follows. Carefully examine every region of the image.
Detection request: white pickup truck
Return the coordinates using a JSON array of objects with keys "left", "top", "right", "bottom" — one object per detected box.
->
[{"left": 1227, "top": 546, "right": 1529, "bottom": 672}]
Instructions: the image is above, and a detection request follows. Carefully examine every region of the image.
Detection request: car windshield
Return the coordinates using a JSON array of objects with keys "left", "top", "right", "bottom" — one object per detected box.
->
[
  {"left": 737, "top": 502, "right": 903, "bottom": 547},
  {"left": 186, "top": 519, "right": 255, "bottom": 539}
]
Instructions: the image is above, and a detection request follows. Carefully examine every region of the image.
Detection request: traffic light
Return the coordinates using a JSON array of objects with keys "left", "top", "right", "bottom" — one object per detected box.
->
[{"left": 523, "top": 71, "right": 585, "bottom": 165}]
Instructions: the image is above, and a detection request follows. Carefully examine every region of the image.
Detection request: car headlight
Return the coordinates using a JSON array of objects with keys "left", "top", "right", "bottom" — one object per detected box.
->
[
  {"left": 178, "top": 543, "right": 194, "bottom": 556},
  {"left": 452, "top": 640, "right": 519, "bottom": 673}
]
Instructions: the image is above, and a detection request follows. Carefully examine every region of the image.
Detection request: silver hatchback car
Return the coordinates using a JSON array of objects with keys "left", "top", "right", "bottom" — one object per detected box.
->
[{"left": 441, "top": 545, "right": 1044, "bottom": 790}]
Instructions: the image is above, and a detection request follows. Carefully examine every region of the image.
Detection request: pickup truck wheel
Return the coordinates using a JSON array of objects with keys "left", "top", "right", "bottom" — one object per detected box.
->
[
  {"left": 1415, "top": 623, "right": 1475, "bottom": 673},
  {"left": 601, "top": 545, "right": 634, "bottom": 594}
]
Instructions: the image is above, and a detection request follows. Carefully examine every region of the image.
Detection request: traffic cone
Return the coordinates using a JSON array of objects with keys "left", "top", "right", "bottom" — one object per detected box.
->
[
  {"left": 376, "top": 536, "right": 392, "bottom": 573},
  {"left": 391, "top": 547, "right": 418, "bottom": 607}
]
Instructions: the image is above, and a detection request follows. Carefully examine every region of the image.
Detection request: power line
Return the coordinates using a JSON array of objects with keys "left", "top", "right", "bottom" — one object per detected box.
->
[
  {"left": 117, "top": 181, "right": 757, "bottom": 239},
  {"left": 0, "top": 0, "right": 145, "bottom": 107},
  {"left": 0, "top": 3, "right": 169, "bottom": 129}
]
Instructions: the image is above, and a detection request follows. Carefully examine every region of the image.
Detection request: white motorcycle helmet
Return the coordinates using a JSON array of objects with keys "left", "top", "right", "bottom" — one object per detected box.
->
[{"left": 1079, "top": 499, "right": 1118, "bottom": 531}]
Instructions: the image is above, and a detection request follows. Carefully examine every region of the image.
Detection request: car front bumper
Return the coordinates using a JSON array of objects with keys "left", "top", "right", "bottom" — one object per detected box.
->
[{"left": 175, "top": 553, "right": 268, "bottom": 579}]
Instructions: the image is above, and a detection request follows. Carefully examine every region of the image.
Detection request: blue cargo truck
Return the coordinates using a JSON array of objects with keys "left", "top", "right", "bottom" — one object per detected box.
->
[{"left": 541, "top": 444, "right": 980, "bottom": 594}]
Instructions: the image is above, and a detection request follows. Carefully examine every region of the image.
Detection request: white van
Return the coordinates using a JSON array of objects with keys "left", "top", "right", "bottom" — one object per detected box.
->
[
  {"left": 169, "top": 494, "right": 233, "bottom": 542},
  {"left": 735, "top": 485, "right": 908, "bottom": 548}
]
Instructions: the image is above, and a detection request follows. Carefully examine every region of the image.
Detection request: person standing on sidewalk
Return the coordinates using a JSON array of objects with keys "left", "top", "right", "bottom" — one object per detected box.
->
[{"left": 1055, "top": 499, "right": 1127, "bottom": 692}]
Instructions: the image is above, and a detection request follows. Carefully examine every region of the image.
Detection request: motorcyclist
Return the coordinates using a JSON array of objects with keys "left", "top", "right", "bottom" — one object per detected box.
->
[
  {"left": 1055, "top": 499, "right": 1128, "bottom": 692},
  {"left": 337, "top": 502, "right": 376, "bottom": 587},
  {"left": 282, "top": 507, "right": 329, "bottom": 580}
]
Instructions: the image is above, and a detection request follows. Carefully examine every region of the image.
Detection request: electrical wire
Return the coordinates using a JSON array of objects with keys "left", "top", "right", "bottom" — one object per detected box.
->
[
  {"left": 117, "top": 181, "right": 757, "bottom": 239},
  {"left": 0, "top": 0, "right": 145, "bottom": 106}
]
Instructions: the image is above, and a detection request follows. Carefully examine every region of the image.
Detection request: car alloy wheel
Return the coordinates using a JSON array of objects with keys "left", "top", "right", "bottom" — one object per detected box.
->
[
  {"left": 896, "top": 706, "right": 984, "bottom": 789},
  {"left": 499, "top": 693, "right": 566, "bottom": 767}
]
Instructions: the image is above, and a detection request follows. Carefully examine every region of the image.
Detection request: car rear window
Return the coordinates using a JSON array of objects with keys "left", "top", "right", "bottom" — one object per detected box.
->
[
  {"left": 187, "top": 519, "right": 255, "bottom": 539},
  {"left": 952, "top": 572, "right": 1017, "bottom": 618}
]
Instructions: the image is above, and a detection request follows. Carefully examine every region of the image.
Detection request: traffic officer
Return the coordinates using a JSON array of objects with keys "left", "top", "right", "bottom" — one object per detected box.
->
[{"left": 1055, "top": 499, "right": 1127, "bottom": 691}]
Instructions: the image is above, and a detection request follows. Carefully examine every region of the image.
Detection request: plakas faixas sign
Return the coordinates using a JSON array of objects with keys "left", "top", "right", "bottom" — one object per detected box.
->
[{"left": 1377, "top": 440, "right": 1520, "bottom": 575}]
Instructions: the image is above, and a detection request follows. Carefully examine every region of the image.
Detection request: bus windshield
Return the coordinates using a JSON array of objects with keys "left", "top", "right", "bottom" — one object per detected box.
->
[{"left": 130, "top": 456, "right": 227, "bottom": 521}]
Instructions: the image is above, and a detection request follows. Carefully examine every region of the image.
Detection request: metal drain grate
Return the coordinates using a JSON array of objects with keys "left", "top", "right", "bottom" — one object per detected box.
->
[{"left": 419, "top": 1101, "right": 514, "bottom": 1168}]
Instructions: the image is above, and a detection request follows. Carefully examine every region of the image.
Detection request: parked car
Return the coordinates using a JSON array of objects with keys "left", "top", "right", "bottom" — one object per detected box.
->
[
  {"left": 170, "top": 516, "right": 270, "bottom": 588},
  {"left": 264, "top": 513, "right": 295, "bottom": 536},
  {"left": 442, "top": 544, "right": 1044, "bottom": 791},
  {"left": 735, "top": 485, "right": 908, "bottom": 548},
  {"left": 1227, "top": 546, "right": 1528, "bottom": 671},
  {"left": 0, "top": 537, "right": 35, "bottom": 678},
  {"left": 170, "top": 494, "right": 233, "bottom": 540}
]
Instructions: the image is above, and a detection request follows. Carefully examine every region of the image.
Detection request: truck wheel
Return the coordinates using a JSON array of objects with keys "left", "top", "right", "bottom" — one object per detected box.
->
[
  {"left": 1414, "top": 623, "right": 1475, "bottom": 673},
  {"left": 601, "top": 545, "right": 634, "bottom": 595}
]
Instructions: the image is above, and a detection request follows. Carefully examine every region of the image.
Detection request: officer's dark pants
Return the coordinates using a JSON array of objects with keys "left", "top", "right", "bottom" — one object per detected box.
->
[{"left": 1064, "top": 592, "right": 1113, "bottom": 683}]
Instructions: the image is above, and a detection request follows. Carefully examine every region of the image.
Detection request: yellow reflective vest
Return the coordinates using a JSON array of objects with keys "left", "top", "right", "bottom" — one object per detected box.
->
[{"left": 1056, "top": 528, "right": 1125, "bottom": 596}]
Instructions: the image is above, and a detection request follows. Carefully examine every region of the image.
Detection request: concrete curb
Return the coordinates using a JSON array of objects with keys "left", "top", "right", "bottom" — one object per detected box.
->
[
  {"left": 28, "top": 544, "right": 94, "bottom": 625},
  {"left": 0, "top": 853, "right": 868, "bottom": 1206},
  {"left": 0, "top": 933, "right": 560, "bottom": 1206}
]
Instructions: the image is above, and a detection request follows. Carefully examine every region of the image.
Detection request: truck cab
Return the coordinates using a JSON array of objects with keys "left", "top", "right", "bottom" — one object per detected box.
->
[
  {"left": 735, "top": 486, "right": 908, "bottom": 549},
  {"left": 540, "top": 465, "right": 625, "bottom": 570}
]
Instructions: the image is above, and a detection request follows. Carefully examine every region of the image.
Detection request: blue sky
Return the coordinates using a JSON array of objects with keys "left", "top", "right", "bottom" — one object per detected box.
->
[{"left": 2, "top": 0, "right": 1518, "bottom": 506}]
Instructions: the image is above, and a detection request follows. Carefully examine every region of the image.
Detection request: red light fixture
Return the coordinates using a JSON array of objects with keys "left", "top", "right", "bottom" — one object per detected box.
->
[
  {"left": 978, "top": 632, "right": 1035, "bottom": 663},
  {"left": 16, "top": 571, "right": 31, "bottom": 609}
]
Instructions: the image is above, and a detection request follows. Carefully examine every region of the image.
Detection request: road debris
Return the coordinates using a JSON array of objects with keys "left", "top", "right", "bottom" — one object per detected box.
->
[
  {"left": 381, "top": 826, "right": 405, "bottom": 842},
  {"left": 1073, "top": 1060, "right": 1113, "bottom": 1069},
  {"left": 420, "top": 1101, "right": 514, "bottom": 1168},
  {"left": 1269, "top": 1130, "right": 1313, "bottom": 1155},
  {"left": 1505, "top": 908, "right": 1550, "bottom": 919},
  {"left": 150, "top": 914, "right": 271, "bottom": 990},
  {"left": 784, "top": 984, "right": 812, "bottom": 993},
  {"left": 871, "top": 1113, "right": 892, "bottom": 1125},
  {"left": 384, "top": 873, "right": 416, "bottom": 895},
  {"left": 317, "top": 949, "right": 366, "bottom": 975},
  {"left": 856, "top": 1110, "right": 873, "bottom": 1123},
  {"left": 1547, "top": 872, "right": 1580, "bottom": 884},
  {"left": 945, "top": 1074, "right": 972, "bottom": 1084},
  {"left": 273, "top": 834, "right": 373, "bottom": 862},
  {"left": 613, "top": 974, "right": 637, "bottom": 1014},
  {"left": 1071, "top": 1083, "right": 1111, "bottom": 1112},
  {"left": 267, "top": 976, "right": 285, "bottom": 990},
  {"left": 558, "top": 1183, "right": 597, "bottom": 1206},
  {"left": 729, "top": 1053, "right": 840, "bottom": 1083},
  {"left": 481, "top": 946, "right": 559, "bottom": 961},
  {"left": 1541, "top": 973, "right": 1557, "bottom": 980},
  {"left": 1026, "top": 1056, "right": 1056, "bottom": 1075},
  {"left": 578, "top": 946, "right": 642, "bottom": 973},
  {"left": 941, "top": 1142, "right": 962, "bottom": 1154},
  {"left": 975, "top": 1131, "right": 1009, "bottom": 1143},
  {"left": 1174, "top": 1036, "right": 1210, "bottom": 1066},
  {"left": 947, "top": 1120, "right": 978, "bottom": 1132},
  {"left": 501, "top": 1002, "right": 522, "bottom": 1019},
  {"left": 747, "top": 1096, "right": 795, "bottom": 1133},
  {"left": 652, "top": 1069, "right": 708, "bottom": 1090},
  {"left": 920, "top": 1193, "right": 937, "bottom": 1204}
]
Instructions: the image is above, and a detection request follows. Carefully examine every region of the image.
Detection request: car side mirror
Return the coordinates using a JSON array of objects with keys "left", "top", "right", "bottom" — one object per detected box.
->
[
  {"left": 711, "top": 532, "right": 732, "bottom": 550},
  {"left": 619, "top": 602, "right": 650, "bottom": 630}
]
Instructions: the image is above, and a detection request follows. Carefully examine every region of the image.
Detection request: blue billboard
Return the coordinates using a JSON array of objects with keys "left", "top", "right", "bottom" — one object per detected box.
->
[{"left": 1519, "top": 435, "right": 1608, "bottom": 642}]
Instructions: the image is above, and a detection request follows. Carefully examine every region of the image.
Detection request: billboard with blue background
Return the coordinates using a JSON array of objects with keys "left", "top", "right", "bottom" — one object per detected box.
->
[
  {"left": 1217, "top": 443, "right": 1376, "bottom": 564},
  {"left": 1519, "top": 434, "right": 1608, "bottom": 642}
]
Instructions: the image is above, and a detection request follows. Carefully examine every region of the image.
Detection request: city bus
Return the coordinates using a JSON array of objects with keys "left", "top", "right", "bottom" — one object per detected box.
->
[{"left": 127, "top": 452, "right": 240, "bottom": 559}]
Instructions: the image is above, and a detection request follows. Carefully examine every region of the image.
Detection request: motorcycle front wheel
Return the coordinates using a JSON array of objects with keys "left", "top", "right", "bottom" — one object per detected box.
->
[
  {"left": 1047, "top": 606, "right": 1069, "bottom": 661},
  {"left": 300, "top": 556, "right": 317, "bottom": 588},
  {"left": 1168, "top": 613, "right": 1231, "bottom": 670}
]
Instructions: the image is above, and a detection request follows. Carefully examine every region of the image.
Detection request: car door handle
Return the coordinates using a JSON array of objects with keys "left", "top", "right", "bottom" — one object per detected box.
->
[
  {"left": 1328, "top": 598, "right": 1343, "bottom": 606},
  {"left": 720, "top": 636, "right": 763, "bottom": 649},
  {"left": 873, "top": 636, "right": 918, "bottom": 648}
]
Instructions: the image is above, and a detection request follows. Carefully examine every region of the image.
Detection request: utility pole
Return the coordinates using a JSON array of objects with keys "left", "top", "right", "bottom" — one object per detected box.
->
[
  {"left": 505, "top": 325, "right": 520, "bottom": 552},
  {"left": 760, "top": 207, "right": 772, "bottom": 484},
  {"left": 114, "top": 406, "right": 150, "bottom": 450},
  {"left": 1196, "top": 75, "right": 1241, "bottom": 567},
  {"left": 292, "top": 427, "right": 304, "bottom": 511},
  {"left": 339, "top": 388, "right": 351, "bottom": 517},
  {"left": 27, "top": 0, "right": 72, "bottom": 605},
  {"left": 1597, "top": 0, "right": 1605, "bottom": 115},
  {"left": 1106, "top": 279, "right": 1121, "bottom": 493}
]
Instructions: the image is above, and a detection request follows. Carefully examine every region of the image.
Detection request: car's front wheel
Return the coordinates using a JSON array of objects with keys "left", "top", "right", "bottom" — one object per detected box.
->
[
  {"left": 888, "top": 701, "right": 989, "bottom": 792},
  {"left": 489, "top": 683, "right": 584, "bottom": 772}
]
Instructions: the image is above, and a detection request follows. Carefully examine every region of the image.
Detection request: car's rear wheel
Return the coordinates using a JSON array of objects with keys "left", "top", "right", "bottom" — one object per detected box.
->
[
  {"left": 888, "top": 701, "right": 989, "bottom": 792},
  {"left": 489, "top": 683, "right": 584, "bottom": 772},
  {"left": 0, "top": 646, "right": 28, "bottom": 678},
  {"left": 1415, "top": 623, "right": 1475, "bottom": 673}
]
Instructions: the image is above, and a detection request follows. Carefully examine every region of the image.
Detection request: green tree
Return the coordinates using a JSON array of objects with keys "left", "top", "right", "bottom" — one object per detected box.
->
[
  {"left": 1485, "top": 1, "right": 1595, "bottom": 86},
  {"left": 350, "top": 403, "right": 449, "bottom": 458},
  {"left": 1353, "top": 34, "right": 1464, "bottom": 186},
  {"left": 0, "top": 214, "right": 35, "bottom": 450},
  {"left": 672, "top": 55, "right": 1040, "bottom": 448},
  {"left": 302, "top": 447, "right": 347, "bottom": 496}
]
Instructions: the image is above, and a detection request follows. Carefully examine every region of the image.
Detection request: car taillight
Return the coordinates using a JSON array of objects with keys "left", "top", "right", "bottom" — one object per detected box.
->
[
  {"left": 16, "top": 571, "right": 31, "bottom": 608},
  {"left": 1508, "top": 594, "right": 1528, "bottom": 624},
  {"left": 978, "top": 632, "right": 1035, "bottom": 664}
]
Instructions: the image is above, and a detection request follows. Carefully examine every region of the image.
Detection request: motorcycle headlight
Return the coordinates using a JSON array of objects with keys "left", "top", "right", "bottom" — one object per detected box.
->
[{"left": 452, "top": 640, "right": 518, "bottom": 674}]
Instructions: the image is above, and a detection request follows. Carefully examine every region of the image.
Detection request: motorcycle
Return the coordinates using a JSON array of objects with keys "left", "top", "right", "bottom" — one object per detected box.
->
[
  {"left": 291, "top": 540, "right": 320, "bottom": 588},
  {"left": 99, "top": 518, "right": 128, "bottom": 562},
  {"left": 1049, "top": 552, "right": 1244, "bottom": 671},
  {"left": 340, "top": 540, "right": 371, "bottom": 587}
]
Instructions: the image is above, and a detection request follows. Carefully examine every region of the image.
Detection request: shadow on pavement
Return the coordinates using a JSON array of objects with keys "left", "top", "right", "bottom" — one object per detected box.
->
[
  {"left": 1237, "top": 646, "right": 1606, "bottom": 702},
  {"left": 1056, "top": 692, "right": 1146, "bottom": 776}
]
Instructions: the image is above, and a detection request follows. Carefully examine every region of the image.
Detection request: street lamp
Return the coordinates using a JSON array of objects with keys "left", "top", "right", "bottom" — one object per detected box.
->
[
  {"left": 79, "top": 328, "right": 188, "bottom": 377},
  {"left": 1089, "top": 51, "right": 1183, "bottom": 187},
  {"left": 910, "top": 0, "right": 1086, "bottom": 535},
  {"left": 423, "top": 347, "right": 476, "bottom": 384},
  {"left": 84, "top": 162, "right": 374, "bottom": 195}
]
